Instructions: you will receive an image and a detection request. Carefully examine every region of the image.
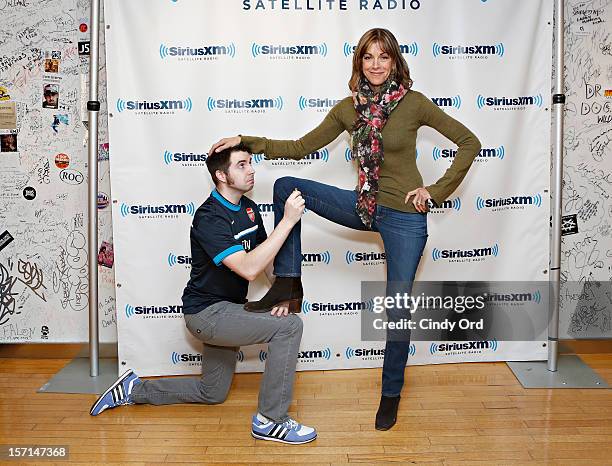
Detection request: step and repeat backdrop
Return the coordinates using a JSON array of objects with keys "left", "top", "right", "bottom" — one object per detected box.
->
[{"left": 104, "top": 0, "right": 553, "bottom": 376}]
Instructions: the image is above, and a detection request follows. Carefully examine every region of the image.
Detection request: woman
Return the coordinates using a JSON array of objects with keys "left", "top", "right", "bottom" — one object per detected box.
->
[{"left": 210, "top": 28, "right": 481, "bottom": 430}]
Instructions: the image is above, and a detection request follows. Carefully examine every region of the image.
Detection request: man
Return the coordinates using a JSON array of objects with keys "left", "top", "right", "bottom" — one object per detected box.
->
[
  {"left": 90, "top": 144, "right": 317, "bottom": 444},
  {"left": 42, "top": 84, "right": 59, "bottom": 109}
]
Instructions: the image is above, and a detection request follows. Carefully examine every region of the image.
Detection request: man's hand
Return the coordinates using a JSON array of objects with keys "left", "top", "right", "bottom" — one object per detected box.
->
[
  {"left": 283, "top": 190, "right": 305, "bottom": 225},
  {"left": 271, "top": 301, "right": 290, "bottom": 317},
  {"left": 405, "top": 187, "right": 432, "bottom": 213},
  {"left": 209, "top": 136, "right": 241, "bottom": 155}
]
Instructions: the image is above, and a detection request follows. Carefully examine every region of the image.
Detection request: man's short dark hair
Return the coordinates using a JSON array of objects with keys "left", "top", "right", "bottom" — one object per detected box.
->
[{"left": 206, "top": 143, "right": 252, "bottom": 186}]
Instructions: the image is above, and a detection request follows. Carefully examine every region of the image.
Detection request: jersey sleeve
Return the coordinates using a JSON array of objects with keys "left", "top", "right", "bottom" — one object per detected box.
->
[{"left": 191, "top": 214, "right": 244, "bottom": 266}]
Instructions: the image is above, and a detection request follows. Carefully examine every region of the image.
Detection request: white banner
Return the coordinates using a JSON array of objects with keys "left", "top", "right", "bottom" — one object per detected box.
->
[{"left": 104, "top": 0, "right": 553, "bottom": 376}]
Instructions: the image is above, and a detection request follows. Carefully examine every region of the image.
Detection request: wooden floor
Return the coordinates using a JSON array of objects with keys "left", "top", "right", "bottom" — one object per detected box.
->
[{"left": 1, "top": 355, "right": 611, "bottom": 465}]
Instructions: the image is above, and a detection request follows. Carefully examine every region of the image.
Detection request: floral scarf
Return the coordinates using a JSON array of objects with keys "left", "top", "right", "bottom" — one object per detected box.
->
[{"left": 351, "top": 77, "right": 407, "bottom": 227}]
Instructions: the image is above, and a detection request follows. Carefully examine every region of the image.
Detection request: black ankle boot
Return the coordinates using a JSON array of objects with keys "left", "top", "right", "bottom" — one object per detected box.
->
[
  {"left": 375, "top": 395, "right": 400, "bottom": 430},
  {"left": 244, "top": 277, "right": 303, "bottom": 313}
]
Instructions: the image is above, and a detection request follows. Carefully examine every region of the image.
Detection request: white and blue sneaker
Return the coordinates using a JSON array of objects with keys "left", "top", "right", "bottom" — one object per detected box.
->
[
  {"left": 251, "top": 413, "right": 317, "bottom": 444},
  {"left": 90, "top": 369, "right": 141, "bottom": 416}
]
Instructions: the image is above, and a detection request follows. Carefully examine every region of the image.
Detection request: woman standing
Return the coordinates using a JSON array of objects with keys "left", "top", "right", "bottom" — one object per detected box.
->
[{"left": 211, "top": 28, "right": 481, "bottom": 430}]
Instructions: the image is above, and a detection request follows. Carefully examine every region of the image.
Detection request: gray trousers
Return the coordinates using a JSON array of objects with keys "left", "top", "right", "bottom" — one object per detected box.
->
[{"left": 130, "top": 300, "right": 303, "bottom": 423}]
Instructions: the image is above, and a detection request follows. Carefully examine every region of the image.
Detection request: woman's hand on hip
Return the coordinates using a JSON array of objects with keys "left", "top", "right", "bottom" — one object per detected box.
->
[
  {"left": 405, "top": 187, "right": 432, "bottom": 213},
  {"left": 209, "top": 136, "right": 241, "bottom": 155}
]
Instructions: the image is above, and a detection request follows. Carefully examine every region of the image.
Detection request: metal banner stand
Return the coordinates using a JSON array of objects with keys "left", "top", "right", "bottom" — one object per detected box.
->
[
  {"left": 506, "top": 0, "right": 608, "bottom": 389},
  {"left": 39, "top": 0, "right": 118, "bottom": 395}
]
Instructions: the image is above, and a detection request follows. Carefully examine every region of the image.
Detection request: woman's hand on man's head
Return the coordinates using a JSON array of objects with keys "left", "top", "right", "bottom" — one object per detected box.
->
[{"left": 209, "top": 136, "right": 242, "bottom": 155}]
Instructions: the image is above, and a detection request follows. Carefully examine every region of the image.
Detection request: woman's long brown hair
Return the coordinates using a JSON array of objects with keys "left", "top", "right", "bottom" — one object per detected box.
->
[{"left": 348, "top": 28, "right": 413, "bottom": 92}]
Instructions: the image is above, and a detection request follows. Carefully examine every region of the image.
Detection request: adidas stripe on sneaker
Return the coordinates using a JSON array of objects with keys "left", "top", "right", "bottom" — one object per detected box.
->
[
  {"left": 90, "top": 369, "right": 141, "bottom": 416},
  {"left": 251, "top": 413, "right": 316, "bottom": 444}
]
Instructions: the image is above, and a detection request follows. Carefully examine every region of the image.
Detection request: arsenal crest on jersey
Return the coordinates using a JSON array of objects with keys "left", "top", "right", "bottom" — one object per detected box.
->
[{"left": 246, "top": 207, "right": 255, "bottom": 222}]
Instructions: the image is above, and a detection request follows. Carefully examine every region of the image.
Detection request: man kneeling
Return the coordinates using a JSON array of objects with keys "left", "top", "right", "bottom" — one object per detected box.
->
[{"left": 90, "top": 144, "right": 316, "bottom": 444}]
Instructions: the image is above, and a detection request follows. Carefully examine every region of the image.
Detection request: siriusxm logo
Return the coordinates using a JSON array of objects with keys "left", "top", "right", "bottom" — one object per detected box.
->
[
  {"left": 120, "top": 202, "right": 195, "bottom": 218},
  {"left": 252, "top": 148, "right": 329, "bottom": 165},
  {"left": 125, "top": 303, "right": 183, "bottom": 319},
  {"left": 345, "top": 345, "right": 415, "bottom": 359},
  {"left": 345, "top": 148, "right": 353, "bottom": 162},
  {"left": 302, "top": 251, "right": 331, "bottom": 265},
  {"left": 484, "top": 290, "right": 542, "bottom": 304},
  {"left": 298, "top": 348, "right": 332, "bottom": 361},
  {"left": 207, "top": 96, "right": 283, "bottom": 113},
  {"left": 298, "top": 96, "right": 342, "bottom": 111},
  {"left": 163, "top": 150, "right": 207, "bottom": 166},
  {"left": 432, "top": 146, "right": 505, "bottom": 161},
  {"left": 252, "top": 42, "right": 327, "bottom": 58},
  {"left": 171, "top": 351, "right": 202, "bottom": 364},
  {"left": 432, "top": 42, "right": 504, "bottom": 58},
  {"left": 257, "top": 203, "right": 274, "bottom": 215},
  {"left": 431, "top": 95, "right": 462, "bottom": 109},
  {"left": 167, "top": 252, "right": 192, "bottom": 267},
  {"left": 116, "top": 98, "right": 192, "bottom": 113},
  {"left": 301, "top": 299, "right": 374, "bottom": 314},
  {"left": 476, "top": 193, "right": 542, "bottom": 210},
  {"left": 432, "top": 244, "right": 500, "bottom": 262},
  {"left": 430, "top": 339, "right": 498, "bottom": 354},
  {"left": 477, "top": 94, "right": 544, "bottom": 109},
  {"left": 343, "top": 42, "right": 418, "bottom": 57},
  {"left": 429, "top": 197, "right": 461, "bottom": 212},
  {"left": 345, "top": 250, "right": 386, "bottom": 264},
  {"left": 159, "top": 43, "right": 236, "bottom": 60}
]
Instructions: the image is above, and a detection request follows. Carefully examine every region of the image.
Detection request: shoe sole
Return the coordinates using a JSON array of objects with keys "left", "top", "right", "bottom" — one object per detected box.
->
[
  {"left": 89, "top": 369, "right": 134, "bottom": 416},
  {"left": 375, "top": 424, "right": 394, "bottom": 431},
  {"left": 244, "top": 298, "right": 302, "bottom": 314},
  {"left": 251, "top": 431, "right": 316, "bottom": 444}
]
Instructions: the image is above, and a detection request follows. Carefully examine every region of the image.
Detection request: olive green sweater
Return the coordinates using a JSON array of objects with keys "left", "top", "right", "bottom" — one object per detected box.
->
[{"left": 241, "top": 90, "right": 481, "bottom": 213}]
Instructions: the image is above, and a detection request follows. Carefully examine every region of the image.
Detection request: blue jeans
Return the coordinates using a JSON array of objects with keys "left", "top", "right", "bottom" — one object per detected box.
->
[{"left": 273, "top": 177, "right": 428, "bottom": 396}]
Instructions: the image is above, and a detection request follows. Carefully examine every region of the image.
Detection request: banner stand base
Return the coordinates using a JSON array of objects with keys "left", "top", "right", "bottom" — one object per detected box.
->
[
  {"left": 507, "top": 355, "right": 608, "bottom": 388},
  {"left": 38, "top": 358, "right": 118, "bottom": 394}
]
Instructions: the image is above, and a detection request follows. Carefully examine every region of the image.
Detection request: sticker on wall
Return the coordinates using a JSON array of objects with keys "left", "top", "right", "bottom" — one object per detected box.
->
[
  {"left": 51, "top": 114, "right": 69, "bottom": 133},
  {"left": 0, "top": 102, "right": 17, "bottom": 129},
  {"left": 59, "top": 169, "right": 84, "bottom": 185},
  {"left": 43, "top": 83, "right": 59, "bottom": 109},
  {"left": 98, "top": 142, "right": 109, "bottom": 161},
  {"left": 55, "top": 153, "right": 70, "bottom": 168},
  {"left": 0, "top": 133, "right": 18, "bottom": 152},
  {"left": 98, "top": 241, "right": 114, "bottom": 268},
  {"left": 98, "top": 192, "right": 110, "bottom": 209},
  {"left": 561, "top": 214, "right": 579, "bottom": 236},
  {"left": 78, "top": 41, "right": 90, "bottom": 56},
  {"left": 23, "top": 186, "right": 36, "bottom": 200},
  {"left": 0, "top": 86, "right": 11, "bottom": 101},
  {"left": 0, "top": 230, "right": 14, "bottom": 252},
  {"left": 44, "top": 58, "right": 59, "bottom": 73}
]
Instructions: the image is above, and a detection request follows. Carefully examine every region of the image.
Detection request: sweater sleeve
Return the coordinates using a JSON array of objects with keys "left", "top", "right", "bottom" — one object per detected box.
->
[
  {"left": 417, "top": 93, "right": 481, "bottom": 205},
  {"left": 240, "top": 101, "right": 347, "bottom": 160}
]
